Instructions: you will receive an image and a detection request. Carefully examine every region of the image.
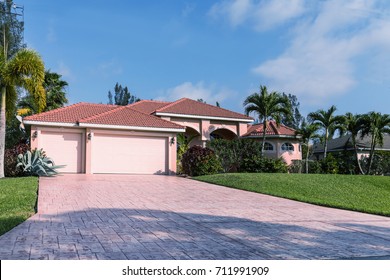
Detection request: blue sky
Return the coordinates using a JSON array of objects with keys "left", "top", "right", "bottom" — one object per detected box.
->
[{"left": 21, "top": 0, "right": 390, "bottom": 117}]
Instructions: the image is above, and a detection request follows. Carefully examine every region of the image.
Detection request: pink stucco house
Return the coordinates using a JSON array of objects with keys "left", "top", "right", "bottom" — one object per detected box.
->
[
  {"left": 241, "top": 121, "right": 302, "bottom": 165},
  {"left": 23, "top": 98, "right": 302, "bottom": 174},
  {"left": 23, "top": 98, "right": 253, "bottom": 174}
]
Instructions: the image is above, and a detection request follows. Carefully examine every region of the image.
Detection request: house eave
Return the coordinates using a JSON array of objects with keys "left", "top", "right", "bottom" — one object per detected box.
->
[
  {"left": 155, "top": 112, "right": 253, "bottom": 123},
  {"left": 23, "top": 120, "right": 78, "bottom": 127}
]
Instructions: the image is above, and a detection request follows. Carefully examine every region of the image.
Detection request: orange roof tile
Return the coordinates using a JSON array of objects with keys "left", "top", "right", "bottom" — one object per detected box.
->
[
  {"left": 155, "top": 98, "right": 253, "bottom": 120},
  {"left": 79, "top": 106, "right": 184, "bottom": 129},
  {"left": 127, "top": 100, "right": 172, "bottom": 114},
  {"left": 23, "top": 103, "right": 117, "bottom": 124},
  {"left": 243, "top": 121, "right": 297, "bottom": 137}
]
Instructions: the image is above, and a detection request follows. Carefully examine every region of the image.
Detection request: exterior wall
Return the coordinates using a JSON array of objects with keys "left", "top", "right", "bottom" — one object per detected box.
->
[
  {"left": 249, "top": 137, "right": 302, "bottom": 165},
  {"left": 31, "top": 126, "right": 178, "bottom": 175}
]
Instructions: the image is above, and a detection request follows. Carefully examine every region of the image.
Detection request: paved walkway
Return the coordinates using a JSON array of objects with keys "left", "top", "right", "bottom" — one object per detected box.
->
[{"left": 0, "top": 174, "right": 389, "bottom": 260}]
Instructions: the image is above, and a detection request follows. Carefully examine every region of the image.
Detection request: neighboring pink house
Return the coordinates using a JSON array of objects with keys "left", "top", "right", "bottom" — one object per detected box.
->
[
  {"left": 23, "top": 98, "right": 253, "bottom": 174},
  {"left": 242, "top": 121, "right": 302, "bottom": 165}
]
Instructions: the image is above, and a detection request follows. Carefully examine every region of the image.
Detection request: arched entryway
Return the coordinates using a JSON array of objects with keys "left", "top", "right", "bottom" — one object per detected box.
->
[{"left": 210, "top": 128, "right": 237, "bottom": 140}]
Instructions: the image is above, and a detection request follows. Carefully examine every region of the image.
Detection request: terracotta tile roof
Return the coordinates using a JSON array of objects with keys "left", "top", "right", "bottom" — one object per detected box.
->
[
  {"left": 243, "top": 121, "right": 297, "bottom": 137},
  {"left": 79, "top": 106, "right": 184, "bottom": 129},
  {"left": 127, "top": 100, "right": 172, "bottom": 114},
  {"left": 23, "top": 103, "right": 117, "bottom": 124},
  {"left": 155, "top": 98, "right": 253, "bottom": 121}
]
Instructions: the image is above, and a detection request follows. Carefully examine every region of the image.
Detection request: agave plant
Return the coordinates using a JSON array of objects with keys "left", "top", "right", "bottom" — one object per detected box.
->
[{"left": 16, "top": 149, "right": 64, "bottom": 177}]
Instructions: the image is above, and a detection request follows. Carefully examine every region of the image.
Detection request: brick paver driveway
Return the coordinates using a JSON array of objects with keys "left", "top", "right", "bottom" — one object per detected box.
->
[{"left": 0, "top": 174, "right": 389, "bottom": 260}]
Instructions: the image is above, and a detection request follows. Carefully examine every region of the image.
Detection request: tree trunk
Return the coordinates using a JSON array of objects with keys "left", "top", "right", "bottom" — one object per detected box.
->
[
  {"left": 367, "top": 133, "right": 376, "bottom": 175},
  {"left": 305, "top": 144, "right": 309, "bottom": 174},
  {"left": 0, "top": 86, "right": 6, "bottom": 178},
  {"left": 352, "top": 135, "right": 364, "bottom": 175},
  {"left": 323, "top": 129, "right": 329, "bottom": 159},
  {"left": 261, "top": 120, "right": 267, "bottom": 156}
]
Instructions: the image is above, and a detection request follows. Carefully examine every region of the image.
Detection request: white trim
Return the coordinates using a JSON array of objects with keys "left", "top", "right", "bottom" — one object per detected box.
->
[
  {"left": 155, "top": 112, "right": 253, "bottom": 123},
  {"left": 243, "top": 135, "right": 301, "bottom": 139},
  {"left": 23, "top": 120, "right": 78, "bottom": 127},
  {"left": 79, "top": 123, "right": 185, "bottom": 133}
]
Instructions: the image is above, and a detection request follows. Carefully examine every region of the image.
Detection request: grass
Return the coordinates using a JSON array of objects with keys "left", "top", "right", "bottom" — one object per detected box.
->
[
  {"left": 0, "top": 177, "right": 38, "bottom": 236},
  {"left": 195, "top": 173, "right": 390, "bottom": 216}
]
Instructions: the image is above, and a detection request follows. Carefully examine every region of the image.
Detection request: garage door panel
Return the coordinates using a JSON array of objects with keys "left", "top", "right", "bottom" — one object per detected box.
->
[
  {"left": 92, "top": 134, "right": 167, "bottom": 174},
  {"left": 40, "top": 131, "right": 83, "bottom": 173}
]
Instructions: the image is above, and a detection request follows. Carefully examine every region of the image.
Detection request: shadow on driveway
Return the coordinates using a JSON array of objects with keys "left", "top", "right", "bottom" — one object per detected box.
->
[{"left": 0, "top": 207, "right": 389, "bottom": 260}]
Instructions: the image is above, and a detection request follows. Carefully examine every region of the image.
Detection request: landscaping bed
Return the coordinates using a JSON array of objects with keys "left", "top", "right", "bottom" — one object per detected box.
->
[
  {"left": 195, "top": 173, "right": 390, "bottom": 216},
  {"left": 0, "top": 177, "right": 38, "bottom": 236}
]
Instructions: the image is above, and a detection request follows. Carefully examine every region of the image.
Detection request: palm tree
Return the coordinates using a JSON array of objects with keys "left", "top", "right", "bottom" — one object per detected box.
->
[
  {"left": 308, "top": 105, "right": 344, "bottom": 159},
  {"left": 243, "top": 85, "right": 291, "bottom": 155},
  {"left": 343, "top": 113, "right": 365, "bottom": 174},
  {"left": 0, "top": 48, "right": 45, "bottom": 178},
  {"left": 18, "top": 70, "right": 68, "bottom": 114},
  {"left": 361, "top": 112, "right": 390, "bottom": 175},
  {"left": 295, "top": 119, "right": 320, "bottom": 174}
]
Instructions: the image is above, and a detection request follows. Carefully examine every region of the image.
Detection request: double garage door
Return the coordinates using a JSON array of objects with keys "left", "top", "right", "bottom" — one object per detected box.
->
[{"left": 40, "top": 131, "right": 168, "bottom": 174}]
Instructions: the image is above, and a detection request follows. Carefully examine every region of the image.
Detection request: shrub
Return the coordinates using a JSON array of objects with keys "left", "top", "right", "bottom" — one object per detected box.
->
[
  {"left": 181, "top": 146, "right": 223, "bottom": 176},
  {"left": 320, "top": 154, "right": 339, "bottom": 174},
  {"left": 17, "top": 149, "right": 63, "bottom": 177},
  {"left": 207, "top": 139, "right": 263, "bottom": 172},
  {"left": 361, "top": 151, "right": 390, "bottom": 175},
  {"left": 4, "top": 142, "right": 29, "bottom": 177}
]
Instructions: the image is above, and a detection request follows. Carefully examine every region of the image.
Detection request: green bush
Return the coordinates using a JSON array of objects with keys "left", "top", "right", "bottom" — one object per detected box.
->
[
  {"left": 4, "top": 143, "right": 29, "bottom": 177},
  {"left": 320, "top": 154, "right": 339, "bottom": 174},
  {"left": 361, "top": 151, "right": 390, "bottom": 175},
  {"left": 181, "top": 146, "right": 223, "bottom": 176},
  {"left": 208, "top": 139, "right": 287, "bottom": 173}
]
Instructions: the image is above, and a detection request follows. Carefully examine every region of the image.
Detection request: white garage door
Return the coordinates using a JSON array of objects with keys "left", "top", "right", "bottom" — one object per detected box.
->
[
  {"left": 40, "top": 131, "right": 83, "bottom": 173},
  {"left": 91, "top": 134, "right": 168, "bottom": 174}
]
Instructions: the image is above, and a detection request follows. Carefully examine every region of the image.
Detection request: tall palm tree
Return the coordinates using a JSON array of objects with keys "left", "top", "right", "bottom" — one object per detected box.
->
[
  {"left": 243, "top": 85, "right": 291, "bottom": 155},
  {"left": 361, "top": 112, "right": 390, "bottom": 175},
  {"left": 0, "top": 48, "right": 45, "bottom": 178},
  {"left": 295, "top": 119, "right": 320, "bottom": 174},
  {"left": 18, "top": 70, "right": 68, "bottom": 114},
  {"left": 308, "top": 105, "right": 344, "bottom": 159},
  {"left": 343, "top": 113, "right": 365, "bottom": 174}
]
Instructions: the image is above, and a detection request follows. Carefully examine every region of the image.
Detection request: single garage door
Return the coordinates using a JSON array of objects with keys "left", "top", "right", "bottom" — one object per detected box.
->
[
  {"left": 40, "top": 131, "right": 83, "bottom": 173},
  {"left": 91, "top": 133, "right": 168, "bottom": 174}
]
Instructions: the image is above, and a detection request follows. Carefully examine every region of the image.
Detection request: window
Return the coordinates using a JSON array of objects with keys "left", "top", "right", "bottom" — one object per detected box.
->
[
  {"left": 281, "top": 142, "right": 294, "bottom": 151},
  {"left": 264, "top": 142, "right": 274, "bottom": 151}
]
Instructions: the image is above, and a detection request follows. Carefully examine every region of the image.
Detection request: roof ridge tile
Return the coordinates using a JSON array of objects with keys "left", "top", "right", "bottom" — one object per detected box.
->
[{"left": 78, "top": 105, "right": 125, "bottom": 123}]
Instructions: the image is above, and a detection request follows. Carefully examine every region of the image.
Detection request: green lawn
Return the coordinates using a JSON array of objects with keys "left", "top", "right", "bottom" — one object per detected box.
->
[
  {"left": 195, "top": 173, "right": 390, "bottom": 216},
  {"left": 0, "top": 177, "right": 38, "bottom": 236}
]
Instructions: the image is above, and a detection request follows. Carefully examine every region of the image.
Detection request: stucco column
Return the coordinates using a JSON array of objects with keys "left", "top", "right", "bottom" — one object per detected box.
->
[
  {"left": 85, "top": 128, "right": 92, "bottom": 174},
  {"left": 201, "top": 119, "right": 210, "bottom": 147},
  {"left": 238, "top": 123, "right": 248, "bottom": 136},
  {"left": 169, "top": 134, "right": 177, "bottom": 175}
]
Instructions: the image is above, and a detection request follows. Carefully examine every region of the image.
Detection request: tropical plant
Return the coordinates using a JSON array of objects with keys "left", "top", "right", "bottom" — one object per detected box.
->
[
  {"left": 295, "top": 119, "right": 321, "bottom": 173},
  {"left": 18, "top": 70, "right": 68, "bottom": 114},
  {"left": 360, "top": 112, "right": 390, "bottom": 175},
  {"left": 343, "top": 112, "right": 365, "bottom": 174},
  {"left": 308, "top": 105, "right": 344, "bottom": 159},
  {"left": 243, "top": 85, "right": 291, "bottom": 155},
  {"left": 16, "top": 149, "right": 63, "bottom": 177},
  {"left": 176, "top": 132, "right": 198, "bottom": 173},
  {"left": 0, "top": 48, "right": 45, "bottom": 178}
]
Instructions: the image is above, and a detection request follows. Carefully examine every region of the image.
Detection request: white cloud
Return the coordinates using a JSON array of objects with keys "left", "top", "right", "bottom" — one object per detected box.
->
[
  {"left": 252, "top": 0, "right": 390, "bottom": 104},
  {"left": 209, "top": 0, "right": 306, "bottom": 30},
  {"left": 91, "top": 59, "right": 123, "bottom": 79},
  {"left": 55, "top": 62, "right": 75, "bottom": 81},
  {"left": 156, "top": 81, "right": 233, "bottom": 104}
]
